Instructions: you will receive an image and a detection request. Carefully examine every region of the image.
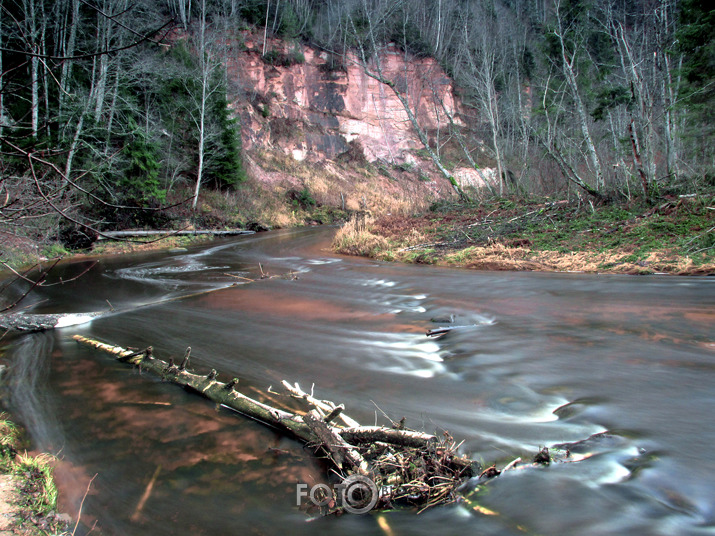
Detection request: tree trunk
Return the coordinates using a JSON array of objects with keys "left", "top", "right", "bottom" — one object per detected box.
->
[
  {"left": 71, "top": 335, "right": 467, "bottom": 460},
  {"left": 98, "top": 229, "right": 254, "bottom": 238},
  {"left": 23, "top": 0, "right": 40, "bottom": 138},
  {"left": 92, "top": 1, "right": 112, "bottom": 122},
  {"left": 64, "top": 110, "right": 85, "bottom": 181},
  {"left": 628, "top": 119, "right": 650, "bottom": 199},
  {"left": 554, "top": 3, "right": 605, "bottom": 191},
  {"left": 58, "top": 0, "right": 80, "bottom": 120},
  {"left": 0, "top": 1, "right": 4, "bottom": 139},
  {"left": 71, "top": 334, "right": 598, "bottom": 513},
  {"left": 656, "top": 0, "right": 681, "bottom": 180},
  {"left": 192, "top": 0, "right": 210, "bottom": 210},
  {"left": 262, "top": 0, "right": 270, "bottom": 56}
]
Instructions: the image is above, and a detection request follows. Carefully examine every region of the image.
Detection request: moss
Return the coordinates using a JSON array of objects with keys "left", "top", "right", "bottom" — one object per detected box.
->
[{"left": 40, "top": 243, "right": 69, "bottom": 259}]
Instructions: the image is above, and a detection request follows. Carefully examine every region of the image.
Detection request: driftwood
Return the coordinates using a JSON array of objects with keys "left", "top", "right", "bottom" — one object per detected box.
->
[
  {"left": 1, "top": 312, "right": 103, "bottom": 333},
  {"left": 425, "top": 325, "right": 477, "bottom": 337},
  {"left": 72, "top": 335, "right": 592, "bottom": 514},
  {"left": 98, "top": 230, "right": 254, "bottom": 239},
  {"left": 279, "top": 380, "right": 360, "bottom": 428},
  {"left": 303, "top": 410, "right": 370, "bottom": 474}
]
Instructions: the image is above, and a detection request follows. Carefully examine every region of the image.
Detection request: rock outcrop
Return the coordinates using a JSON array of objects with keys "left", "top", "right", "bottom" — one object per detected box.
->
[{"left": 226, "top": 34, "right": 463, "bottom": 167}]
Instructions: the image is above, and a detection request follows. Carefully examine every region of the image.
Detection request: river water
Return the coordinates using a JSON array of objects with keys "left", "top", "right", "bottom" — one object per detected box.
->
[{"left": 2, "top": 227, "right": 714, "bottom": 535}]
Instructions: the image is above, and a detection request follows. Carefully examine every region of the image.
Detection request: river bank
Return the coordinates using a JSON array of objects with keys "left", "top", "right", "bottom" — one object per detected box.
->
[
  {"left": 0, "top": 226, "right": 713, "bottom": 534},
  {"left": 333, "top": 194, "right": 715, "bottom": 275},
  {"left": 0, "top": 414, "right": 70, "bottom": 535}
]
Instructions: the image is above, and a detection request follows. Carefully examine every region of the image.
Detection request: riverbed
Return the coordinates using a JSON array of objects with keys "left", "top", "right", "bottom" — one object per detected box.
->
[{"left": 2, "top": 227, "right": 714, "bottom": 535}]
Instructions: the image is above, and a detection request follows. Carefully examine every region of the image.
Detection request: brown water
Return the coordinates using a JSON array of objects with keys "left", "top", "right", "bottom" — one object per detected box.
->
[{"left": 2, "top": 227, "right": 714, "bottom": 535}]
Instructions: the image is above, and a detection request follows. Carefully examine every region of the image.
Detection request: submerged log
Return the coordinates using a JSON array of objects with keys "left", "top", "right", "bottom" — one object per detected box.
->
[{"left": 425, "top": 325, "right": 478, "bottom": 337}]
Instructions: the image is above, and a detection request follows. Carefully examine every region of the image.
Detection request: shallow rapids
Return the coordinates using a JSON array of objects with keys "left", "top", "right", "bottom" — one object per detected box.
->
[{"left": 2, "top": 227, "right": 714, "bottom": 535}]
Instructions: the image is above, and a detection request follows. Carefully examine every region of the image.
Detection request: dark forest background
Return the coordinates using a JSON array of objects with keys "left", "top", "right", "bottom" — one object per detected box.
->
[{"left": 1, "top": 0, "right": 712, "bottom": 249}]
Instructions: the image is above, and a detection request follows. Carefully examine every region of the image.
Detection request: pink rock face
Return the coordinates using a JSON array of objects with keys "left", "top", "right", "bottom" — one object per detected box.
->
[{"left": 228, "top": 34, "right": 460, "bottom": 164}]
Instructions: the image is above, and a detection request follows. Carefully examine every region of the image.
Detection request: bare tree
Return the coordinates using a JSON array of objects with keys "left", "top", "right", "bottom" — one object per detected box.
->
[
  {"left": 1, "top": 0, "right": 174, "bottom": 259},
  {"left": 168, "top": 0, "right": 192, "bottom": 30},
  {"left": 346, "top": 0, "right": 468, "bottom": 201},
  {"left": 456, "top": 3, "right": 508, "bottom": 195},
  {"left": 190, "top": 0, "right": 224, "bottom": 210},
  {"left": 552, "top": 0, "right": 605, "bottom": 192}
]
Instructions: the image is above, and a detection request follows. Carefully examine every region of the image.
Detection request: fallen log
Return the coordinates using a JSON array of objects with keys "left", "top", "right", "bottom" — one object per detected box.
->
[
  {"left": 279, "top": 380, "right": 360, "bottom": 428},
  {"left": 72, "top": 336, "right": 313, "bottom": 440},
  {"left": 72, "top": 334, "right": 599, "bottom": 514},
  {"left": 303, "top": 410, "right": 370, "bottom": 475},
  {"left": 1, "top": 312, "right": 103, "bottom": 333},
  {"left": 98, "top": 229, "right": 255, "bottom": 239}
]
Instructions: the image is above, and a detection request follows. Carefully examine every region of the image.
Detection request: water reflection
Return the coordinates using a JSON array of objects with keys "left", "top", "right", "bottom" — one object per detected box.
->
[{"left": 1, "top": 227, "right": 713, "bottom": 535}]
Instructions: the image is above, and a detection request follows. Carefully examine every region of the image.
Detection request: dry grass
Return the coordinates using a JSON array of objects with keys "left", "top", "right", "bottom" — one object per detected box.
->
[
  {"left": 247, "top": 147, "right": 448, "bottom": 218},
  {"left": 435, "top": 245, "right": 715, "bottom": 274},
  {"left": 338, "top": 195, "right": 715, "bottom": 275},
  {"left": 332, "top": 214, "right": 389, "bottom": 257}
]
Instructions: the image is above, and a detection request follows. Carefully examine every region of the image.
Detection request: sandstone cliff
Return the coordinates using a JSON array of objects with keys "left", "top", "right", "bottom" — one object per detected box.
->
[
  {"left": 228, "top": 34, "right": 460, "bottom": 163},
  {"left": 221, "top": 33, "right": 489, "bottom": 221}
]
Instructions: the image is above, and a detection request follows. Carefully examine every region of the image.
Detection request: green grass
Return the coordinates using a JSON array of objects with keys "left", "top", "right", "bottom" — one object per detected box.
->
[
  {"left": 0, "top": 413, "right": 67, "bottom": 533},
  {"left": 13, "top": 452, "right": 59, "bottom": 516},
  {"left": 0, "top": 417, "right": 20, "bottom": 472}
]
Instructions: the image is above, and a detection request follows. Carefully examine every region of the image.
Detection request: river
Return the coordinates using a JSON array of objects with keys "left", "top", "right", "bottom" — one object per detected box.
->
[{"left": 2, "top": 227, "right": 714, "bottom": 535}]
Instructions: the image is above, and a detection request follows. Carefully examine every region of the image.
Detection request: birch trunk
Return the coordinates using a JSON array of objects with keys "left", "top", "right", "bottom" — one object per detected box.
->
[
  {"left": 192, "top": 0, "right": 209, "bottom": 210},
  {"left": 22, "top": 0, "right": 39, "bottom": 138},
  {"left": 656, "top": 1, "right": 681, "bottom": 180},
  {"left": 0, "top": 1, "right": 4, "bottom": 138},
  {"left": 554, "top": 2, "right": 604, "bottom": 191},
  {"left": 58, "top": 0, "right": 80, "bottom": 119},
  {"left": 64, "top": 111, "right": 84, "bottom": 180},
  {"left": 92, "top": 1, "right": 113, "bottom": 122}
]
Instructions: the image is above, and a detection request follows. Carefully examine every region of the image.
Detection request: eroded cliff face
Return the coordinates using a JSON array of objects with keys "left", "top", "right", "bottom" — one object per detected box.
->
[
  {"left": 218, "top": 33, "right": 494, "bottom": 221},
  {"left": 226, "top": 34, "right": 463, "bottom": 167}
]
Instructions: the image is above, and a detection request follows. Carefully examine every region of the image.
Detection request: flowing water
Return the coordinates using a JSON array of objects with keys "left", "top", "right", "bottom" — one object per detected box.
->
[{"left": 2, "top": 227, "right": 714, "bottom": 535}]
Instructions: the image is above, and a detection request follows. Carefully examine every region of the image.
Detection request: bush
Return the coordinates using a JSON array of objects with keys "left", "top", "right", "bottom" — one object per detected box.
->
[
  {"left": 287, "top": 187, "right": 317, "bottom": 209},
  {"left": 262, "top": 46, "right": 306, "bottom": 67}
]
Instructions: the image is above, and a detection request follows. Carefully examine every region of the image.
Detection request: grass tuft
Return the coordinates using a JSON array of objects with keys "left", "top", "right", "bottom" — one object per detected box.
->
[
  {"left": 0, "top": 413, "right": 69, "bottom": 534},
  {"left": 333, "top": 213, "right": 389, "bottom": 257}
]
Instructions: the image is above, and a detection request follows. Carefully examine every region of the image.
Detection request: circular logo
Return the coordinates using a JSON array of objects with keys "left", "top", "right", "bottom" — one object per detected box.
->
[{"left": 340, "top": 474, "right": 378, "bottom": 514}]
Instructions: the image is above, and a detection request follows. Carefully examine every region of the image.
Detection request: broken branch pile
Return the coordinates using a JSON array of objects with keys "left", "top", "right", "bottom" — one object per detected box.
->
[{"left": 72, "top": 335, "right": 564, "bottom": 514}]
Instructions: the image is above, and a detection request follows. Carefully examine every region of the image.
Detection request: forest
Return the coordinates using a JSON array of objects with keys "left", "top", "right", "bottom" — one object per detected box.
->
[{"left": 0, "top": 0, "right": 713, "bottom": 261}]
